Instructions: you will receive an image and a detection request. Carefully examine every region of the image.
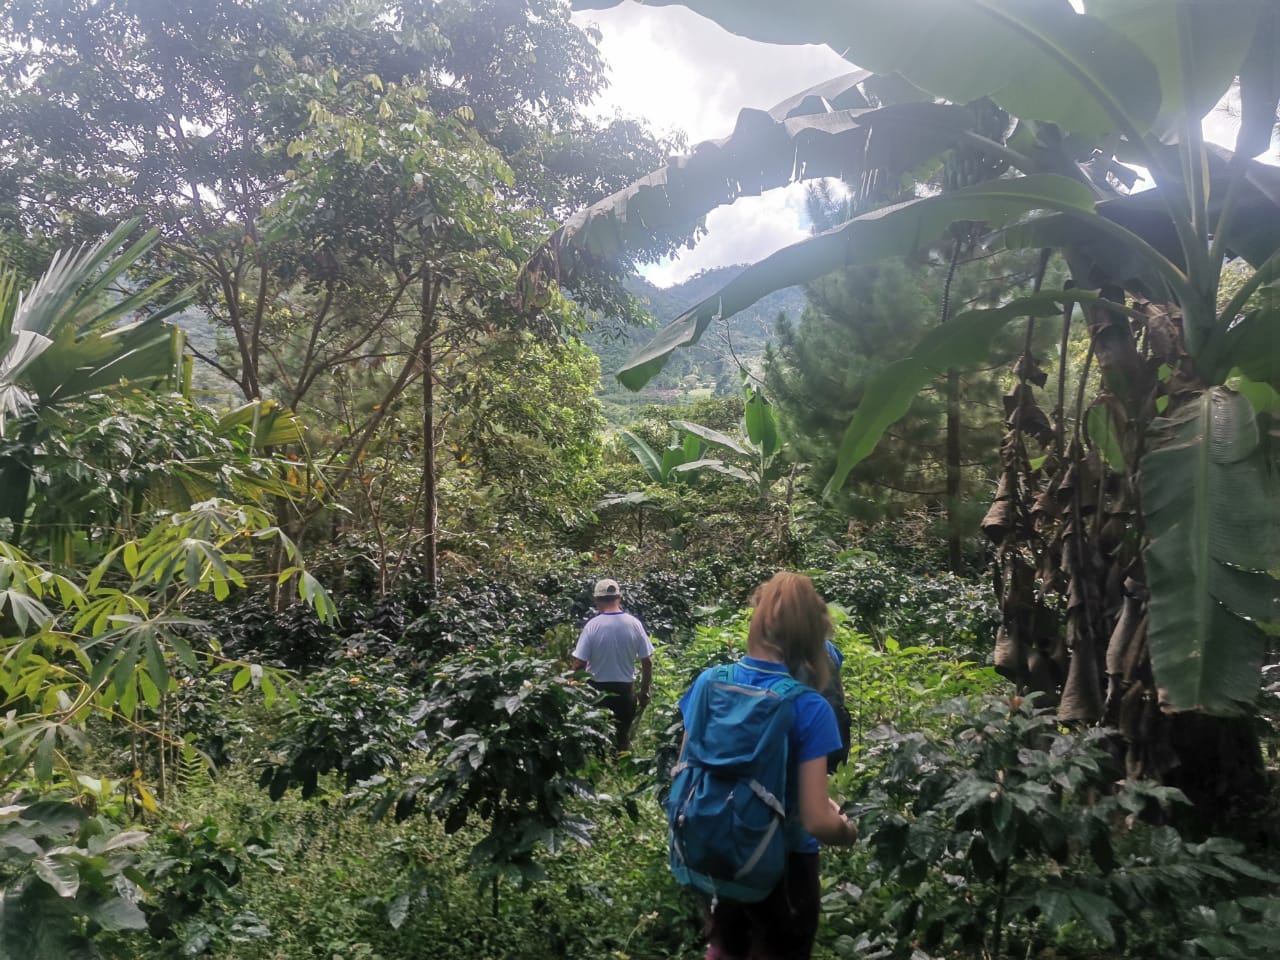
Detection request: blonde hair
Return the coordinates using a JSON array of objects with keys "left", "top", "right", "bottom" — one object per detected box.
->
[{"left": 747, "top": 571, "right": 831, "bottom": 689}]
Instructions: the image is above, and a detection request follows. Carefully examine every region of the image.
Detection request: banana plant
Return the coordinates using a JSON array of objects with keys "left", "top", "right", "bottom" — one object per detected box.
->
[
  {"left": 617, "top": 428, "right": 703, "bottom": 483},
  {"left": 670, "top": 386, "right": 785, "bottom": 501},
  {"left": 539, "top": 1, "right": 1280, "bottom": 778}
]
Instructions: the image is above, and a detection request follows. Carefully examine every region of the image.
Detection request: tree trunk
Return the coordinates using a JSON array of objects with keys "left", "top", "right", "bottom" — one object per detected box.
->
[
  {"left": 945, "top": 368, "right": 963, "bottom": 573},
  {"left": 941, "top": 240, "right": 963, "bottom": 574},
  {"left": 421, "top": 273, "right": 439, "bottom": 587}
]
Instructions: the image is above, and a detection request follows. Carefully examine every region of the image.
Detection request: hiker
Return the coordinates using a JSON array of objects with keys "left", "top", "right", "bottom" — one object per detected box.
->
[
  {"left": 669, "top": 571, "right": 858, "bottom": 960},
  {"left": 571, "top": 578, "right": 653, "bottom": 753}
]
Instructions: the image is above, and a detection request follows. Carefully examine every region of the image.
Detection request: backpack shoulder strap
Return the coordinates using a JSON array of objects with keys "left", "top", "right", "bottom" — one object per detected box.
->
[{"left": 772, "top": 675, "right": 806, "bottom": 702}]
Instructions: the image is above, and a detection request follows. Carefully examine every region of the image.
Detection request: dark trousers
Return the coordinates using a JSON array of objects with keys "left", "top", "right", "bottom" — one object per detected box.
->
[
  {"left": 588, "top": 680, "right": 636, "bottom": 752},
  {"left": 706, "top": 852, "right": 822, "bottom": 960}
]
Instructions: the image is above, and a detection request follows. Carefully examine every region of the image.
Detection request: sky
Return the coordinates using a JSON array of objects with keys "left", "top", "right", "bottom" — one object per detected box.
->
[
  {"left": 569, "top": 2, "right": 1279, "bottom": 290},
  {"left": 570, "top": 3, "right": 851, "bottom": 287}
]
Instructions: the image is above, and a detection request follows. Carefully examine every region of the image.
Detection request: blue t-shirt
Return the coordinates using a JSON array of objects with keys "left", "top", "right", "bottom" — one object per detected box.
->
[{"left": 678, "top": 656, "right": 842, "bottom": 853}]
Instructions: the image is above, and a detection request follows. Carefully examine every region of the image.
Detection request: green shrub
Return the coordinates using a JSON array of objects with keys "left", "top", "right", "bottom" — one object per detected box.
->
[
  {"left": 813, "top": 550, "right": 999, "bottom": 658},
  {"left": 824, "top": 696, "right": 1280, "bottom": 959}
]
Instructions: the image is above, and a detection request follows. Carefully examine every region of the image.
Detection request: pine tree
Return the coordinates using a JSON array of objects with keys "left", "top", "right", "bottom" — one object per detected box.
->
[{"left": 765, "top": 196, "right": 1046, "bottom": 556}]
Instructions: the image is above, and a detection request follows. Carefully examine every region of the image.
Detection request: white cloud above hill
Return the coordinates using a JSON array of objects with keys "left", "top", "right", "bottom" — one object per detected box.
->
[{"left": 571, "top": 3, "right": 850, "bottom": 287}]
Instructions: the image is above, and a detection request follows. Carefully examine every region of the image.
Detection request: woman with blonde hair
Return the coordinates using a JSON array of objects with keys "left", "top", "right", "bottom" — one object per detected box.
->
[{"left": 675, "top": 571, "right": 857, "bottom": 960}]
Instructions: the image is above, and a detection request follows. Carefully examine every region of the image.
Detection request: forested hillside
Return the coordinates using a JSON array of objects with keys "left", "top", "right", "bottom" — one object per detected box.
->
[{"left": 588, "top": 267, "right": 805, "bottom": 422}]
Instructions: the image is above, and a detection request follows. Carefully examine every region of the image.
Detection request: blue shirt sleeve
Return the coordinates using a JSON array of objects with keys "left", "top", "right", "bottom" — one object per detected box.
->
[
  {"left": 678, "top": 669, "right": 708, "bottom": 718},
  {"left": 792, "top": 689, "right": 842, "bottom": 764},
  {"left": 825, "top": 639, "right": 843, "bottom": 670}
]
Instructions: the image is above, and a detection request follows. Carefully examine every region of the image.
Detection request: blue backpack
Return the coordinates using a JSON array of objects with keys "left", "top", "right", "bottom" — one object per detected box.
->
[{"left": 666, "top": 664, "right": 805, "bottom": 903}]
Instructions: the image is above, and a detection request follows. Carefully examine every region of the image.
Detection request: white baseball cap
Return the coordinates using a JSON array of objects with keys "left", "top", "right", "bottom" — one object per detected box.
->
[{"left": 592, "top": 578, "right": 621, "bottom": 599}]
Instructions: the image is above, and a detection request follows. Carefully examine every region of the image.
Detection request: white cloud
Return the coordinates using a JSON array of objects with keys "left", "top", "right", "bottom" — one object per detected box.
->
[
  {"left": 641, "top": 183, "right": 815, "bottom": 287},
  {"left": 572, "top": 3, "right": 850, "bottom": 142},
  {"left": 571, "top": 3, "right": 851, "bottom": 287}
]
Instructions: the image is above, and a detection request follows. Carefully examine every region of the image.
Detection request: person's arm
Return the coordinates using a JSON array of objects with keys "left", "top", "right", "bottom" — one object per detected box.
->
[
  {"left": 570, "top": 624, "right": 591, "bottom": 673},
  {"left": 797, "top": 757, "right": 858, "bottom": 846},
  {"left": 637, "top": 656, "right": 652, "bottom": 706}
]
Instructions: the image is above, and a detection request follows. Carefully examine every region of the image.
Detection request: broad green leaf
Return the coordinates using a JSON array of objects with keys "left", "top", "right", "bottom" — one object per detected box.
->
[
  {"left": 34, "top": 725, "right": 55, "bottom": 780},
  {"left": 1067, "top": 890, "right": 1117, "bottom": 945},
  {"left": 744, "top": 388, "right": 779, "bottom": 458},
  {"left": 551, "top": 96, "right": 975, "bottom": 267},
  {"left": 824, "top": 289, "right": 1102, "bottom": 496},
  {"left": 91, "top": 830, "right": 148, "bottom": 855},
  {"left": 1142, "top": 387, "right": 1280, "bottom": 713},
  {"left": 299, "top": 570, "right": 337, "bottom": 623},
  {"left": 1227, "top": 372, "right": 1280, "bottom": 415},
  {"left": 1202, "top": 303, "right": 1280, "bottom": 388},
  {"left": 619, "top": 175, "right": 1098, "bottom": 389},
  {"left": 672, "top": 459, "right": 753, "bottom": 483},
  {"left": 33, "top": 854, "right": 80, "bottom": 897},
  {"left": 83, "top": 896, "right": 147, "bottom": 932},
  {"left": 1086, "top": 1, "right": 1261, "bottom": 139},
  {"left": 1235, "top": 3, "right": 1280, "bottom": 156},
  {"left": 618, "top": 430, "right": 662, "bottom": 482},
  {"left": 669, "top": 420, "right": 751, "bottom": 458},
  {"left": 659, "top": 444, "right": 691, "bottom": 480},
  {"left": 18, "top": 801, "right": 83, "bottom": 838},
  {"left": 575, "top": 0, "right": 1162, "bottom": 139},
  {"left": 681, "top": 432, "right": 701, "bottom": 461},
  {"left": 1085, "top": 404, "right": 1126, "bottom": 471}
]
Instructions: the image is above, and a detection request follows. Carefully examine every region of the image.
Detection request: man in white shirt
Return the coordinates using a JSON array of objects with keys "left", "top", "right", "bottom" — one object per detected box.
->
[{"left": 571, "top": 578, "right": 654, "bottom": 753}]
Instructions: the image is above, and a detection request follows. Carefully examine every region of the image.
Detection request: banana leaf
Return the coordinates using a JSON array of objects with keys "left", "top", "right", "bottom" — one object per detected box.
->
[
  {"left": 618, "top": 174, "right": 1100, "bottom": 390},
  {"left": 1142, "top": 387, "right": 1280, "bottom": 714}
]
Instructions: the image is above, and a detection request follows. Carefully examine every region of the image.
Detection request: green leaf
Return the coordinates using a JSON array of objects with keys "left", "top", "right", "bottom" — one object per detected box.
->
[
  {"left": 672, "top": 459, "right": 753, "bottom": 483},
  {"left": 232, "top": 666, "right": 251, "bottom": 693},
  {"left": 681, "top": 432, "right": 701, "bottom": 461},
  {"left": 1142, "top": 387, "right": 1280, "bottom": 713},
  {"left": 1086, "top": 403, "right": 1127, "bottom": 471},
  {"left": 619, "top": 175, "right": 1098, "bottom": 389},
  {"left": 1227, "top": 372, "right": 1280, "bottom": 415},
  {"left": 1067, "top": 889, "right": 1117, "bottom": 945},
  {"left": 1235, "top": 2, "right": 1280, "bottom": 157},
  {"left": 617, "top": 430, "right": 662, "bottom": 483},
  {"left": 659, "top": 444, "right": 692, "bottom": 481},
  {"left": 18, "top": 801, "right": 83, "bottom": 838},
  {"left": 824, "top": 288, "right": 1102, "bottom": 496},
  {"left": 298, "top": 570, "right": 337, "bottom": 623},
  {"left": 34, "top": 726, "right": 56, "bottom": 780},
  {"left": 744, "top": 388, "right": 779, "bottom": 458},
  {"left": 1086, "top": 0, "right": 1261, "bottom": 138},
  {"left": 33, "top": 854, "right": 80, "bottom": 897},
  {"left": 84, "top": 896, "right": 147, "bottom": 931},
  {"left": 1203, "top": 303, "right": 1280, "bottom": 388},
  {"left": 540, "top": 83, "right": 973, "bottom": 270},
  {"left": 669, "top": 420, "right": 751, "bottom": 458}
]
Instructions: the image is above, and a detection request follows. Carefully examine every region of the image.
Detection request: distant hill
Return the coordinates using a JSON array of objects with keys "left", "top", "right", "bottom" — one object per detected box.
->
[{"left": 586, "top": 266, "right": 806, "bottom": 423}]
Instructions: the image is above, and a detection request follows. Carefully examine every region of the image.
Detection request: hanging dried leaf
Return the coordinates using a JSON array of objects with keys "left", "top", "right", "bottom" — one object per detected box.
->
[
  {"left": 981, "top": 472, "right": 1017, "bottom": 544},
  {"left": 1059, "top": 618, "right": 1104, "bottom": 724}
]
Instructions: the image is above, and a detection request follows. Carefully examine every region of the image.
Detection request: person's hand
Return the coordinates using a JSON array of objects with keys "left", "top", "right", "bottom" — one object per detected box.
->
[
  {"left": 638, "top": 689, "right": 651, "bottom": 707},
  {"left": 842, "top": 816, "right": 859, "bottom": 845}
]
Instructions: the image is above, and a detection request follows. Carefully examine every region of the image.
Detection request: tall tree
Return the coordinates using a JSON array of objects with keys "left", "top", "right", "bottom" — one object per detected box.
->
[
  {"left": 0, "top": 0, "right": 678, "bottom": 581},
  {"left": 765, "top": 257, "right": 1011, "bottom": 532}
]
